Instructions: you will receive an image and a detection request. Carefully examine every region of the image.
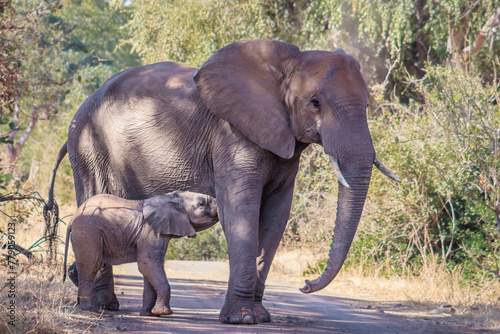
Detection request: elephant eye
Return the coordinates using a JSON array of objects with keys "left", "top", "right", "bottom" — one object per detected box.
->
[{"left": 311, "top": 98, "right": 321, "bottom": 108}]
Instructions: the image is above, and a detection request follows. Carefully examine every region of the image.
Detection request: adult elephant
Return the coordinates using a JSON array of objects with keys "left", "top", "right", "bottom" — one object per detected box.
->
[{"left": 46, "top": 39, "right": 398, "bottom": 324}]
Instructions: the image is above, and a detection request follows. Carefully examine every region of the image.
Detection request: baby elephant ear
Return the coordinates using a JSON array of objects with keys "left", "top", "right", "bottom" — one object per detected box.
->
[{"left": 143, "top": 195, "right": 196, "bottom": 237}]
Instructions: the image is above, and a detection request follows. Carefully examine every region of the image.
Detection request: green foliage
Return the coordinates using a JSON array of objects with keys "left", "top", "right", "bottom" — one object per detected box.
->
[
  {"left": 303, "top": 257, "right": 327, "bottom": 276},
  {"left": 320, "top": 0, "right": 500, "bottom": 98},
  {"left": 16, "top": 0, "right": 141, "bottom": 206},
  {"left": 124, "top": 0, "right": 277, "bottom": 67},
  {"left": 166, "top": 224, "right": 227, "bottom": 261},
  {"left": 0, "top": 0, "right": 73, "bottom": 210},
  {"left": 61, "top": 0, "right": 140, "bottom": 93},
  {"left": 123, "top": 1, "right": 500, "bottom": 102},
  {"left": 285, "top": 144, "right": 339, "bottom": 250},
  {"left": 1, "top": 0, "right": 65, "bottom": 116},
  {"left": 122, "top": 0, "right": 336, "bottom": 67}
]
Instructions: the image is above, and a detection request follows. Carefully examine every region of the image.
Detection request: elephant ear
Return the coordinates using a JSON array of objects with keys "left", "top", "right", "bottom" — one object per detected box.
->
[
  {"left": 143, "top": 194, "right": 196, "bottom": 237},
  {"left": 194, "top": 39, "right": 300, "bottom": 159}
]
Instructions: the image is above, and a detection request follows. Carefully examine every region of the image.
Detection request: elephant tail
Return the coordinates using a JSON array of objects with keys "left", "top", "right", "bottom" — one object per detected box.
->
[
  {"left": 44, "top": 141, "right": 68, "bottom": 212},
  {"left": 63, "top": 221, "right": 72, "bottom": 283}
]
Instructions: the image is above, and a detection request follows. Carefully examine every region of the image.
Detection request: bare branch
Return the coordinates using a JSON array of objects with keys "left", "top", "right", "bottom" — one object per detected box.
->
[
  {"left": 16, "top": 107, "right": 38, "bottom": 150},
  {"left": 463, "top": 7, "right": 500, "bottom": 55},
  {"left": 0, "top": 194, "right": 44, "bottom": 203}
]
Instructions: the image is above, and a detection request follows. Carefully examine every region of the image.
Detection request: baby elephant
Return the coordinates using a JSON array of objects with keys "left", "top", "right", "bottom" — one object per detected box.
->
[{"left": 63, "top": 191, "right": 218, "bottom": 316}]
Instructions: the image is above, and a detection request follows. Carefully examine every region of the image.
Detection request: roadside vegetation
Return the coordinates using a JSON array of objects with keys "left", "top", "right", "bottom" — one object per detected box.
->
[{"left": 1, "top": 0, "right": 499, "bottom": 331}]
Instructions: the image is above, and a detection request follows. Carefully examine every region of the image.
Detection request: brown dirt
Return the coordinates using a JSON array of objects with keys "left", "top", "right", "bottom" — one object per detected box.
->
[{"left": 77, "top": 261, "right": 492, "bottom": 334}]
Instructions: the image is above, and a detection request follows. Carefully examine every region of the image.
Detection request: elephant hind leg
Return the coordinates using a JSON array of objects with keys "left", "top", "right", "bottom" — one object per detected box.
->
[
  {"left": 75, "top": 262, "right": 101, "bottom": 312},
  {"left": 73, "top": 232, "right": 102, "bottom": 312},
  {"left": 92, "top": 264, "right": 119, "bottom": 311},
  {"left": 78, "top": 276, "right": 97, "bottom": 311}
]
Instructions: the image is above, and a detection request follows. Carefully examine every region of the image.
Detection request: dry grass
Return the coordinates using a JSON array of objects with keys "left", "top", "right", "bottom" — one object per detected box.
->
[
  {"left": 0, "top": 260, "right": 113, "bottom": 333},
  {"left": 0, "top": 198, "right": 76, "bottom": 264},
  {"left": 271, "top": 248, "right": 500, "bottom": 331},
  {"left": 0, "top": 200, "right": 107, "bottom": 333}
]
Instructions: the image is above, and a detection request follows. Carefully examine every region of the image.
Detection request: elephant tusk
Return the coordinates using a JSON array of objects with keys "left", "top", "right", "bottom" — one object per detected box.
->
[
  {"left": 329, "top": 155, "right": 350, "bottom": 188},
  {"left": 374, "top": 158, "right": 401, "bottom": 182}
]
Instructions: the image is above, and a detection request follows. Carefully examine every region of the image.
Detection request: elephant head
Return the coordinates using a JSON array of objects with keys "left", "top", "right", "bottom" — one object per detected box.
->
[
  {"left": 195, "top": 39, "right": 399, "bottom": 293},
  {"left": 176, "top": 191, "right": 218, "bottom": 232},
  {"left": 143, "top": 191, "right": 218, "bottom": 237}
]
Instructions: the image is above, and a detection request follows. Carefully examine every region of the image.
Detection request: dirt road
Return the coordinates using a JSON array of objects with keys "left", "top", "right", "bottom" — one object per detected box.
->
[{"left": 102, "top": 261, "right": 487, "bottom": 333}]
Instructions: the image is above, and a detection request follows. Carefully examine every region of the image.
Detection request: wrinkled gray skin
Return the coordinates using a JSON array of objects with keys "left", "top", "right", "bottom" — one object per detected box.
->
[
  {"left": 46, "top": 40, "right": 398, "bottom": 324},
  {"left": 63, "top": 191, "right": 218, "bottom": 315}
]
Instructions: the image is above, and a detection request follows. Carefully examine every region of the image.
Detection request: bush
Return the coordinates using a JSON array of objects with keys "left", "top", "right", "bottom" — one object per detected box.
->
[
  {"left": 166, "top": 224, "right": 227, "bottom": 261},
  {"left": 284, "top": 144, "right": 339, "bottom": 251}
]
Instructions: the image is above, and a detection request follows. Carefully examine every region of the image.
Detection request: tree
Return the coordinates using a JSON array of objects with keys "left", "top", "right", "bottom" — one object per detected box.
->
[
  {"left": 0, "top": 0, "right": 140, "bottom": 171},
  {"left": 0, "top": 0, "right": 74, "bottom": 169},
  {"left": 61, "top": 0, "right": 140, "bottom": 92},
  {"left": 123, "top": 0, "right": 276, "bottom": 67},
  {"left": 311, "top": 0, "right": 500, "bottom": 101}
]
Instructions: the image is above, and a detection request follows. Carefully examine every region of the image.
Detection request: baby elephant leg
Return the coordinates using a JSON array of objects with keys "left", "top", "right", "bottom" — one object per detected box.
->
[
  {"left": 140, "top": 278, "right": 158, "bottom": 316},
  {"left": 72, "top": 231, "right": 101, "bottom": 311},
  {"left": 137, "top": 242, "right": 172, "bottom": 316},
  {"left": 77, "top": 271, "right": 97, "bottom": 311},
  {"left": 93, "top": 264, "right": 119, "bottom": 311}
]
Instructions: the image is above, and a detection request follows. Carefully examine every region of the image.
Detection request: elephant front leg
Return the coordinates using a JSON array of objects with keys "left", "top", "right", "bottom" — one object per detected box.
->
[
  {"left": 216, "top": 179, "right": 263, "bottom": 324},
  {"left": 140, "top": 278, "right": 159, "bottom": 316},
  {"left": 137, "top": 246, "right": 173, "bottom": 316},
  {"left": 254, "top": 183, "right": 295, "bottom": 323}
]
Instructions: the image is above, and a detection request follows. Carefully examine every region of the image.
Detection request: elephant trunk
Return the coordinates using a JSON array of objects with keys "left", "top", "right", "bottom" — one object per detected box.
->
[
  {"left": 301, "top": 160, "right": 372, "bottom": 293},
  {"left": 301, "top": 111, "right": 374, "bottom": 293}
]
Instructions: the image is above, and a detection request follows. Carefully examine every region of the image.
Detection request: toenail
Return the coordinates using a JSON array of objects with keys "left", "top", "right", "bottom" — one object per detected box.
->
[{"left": 242, "top": 315, "right": 254, "bottom": 324}]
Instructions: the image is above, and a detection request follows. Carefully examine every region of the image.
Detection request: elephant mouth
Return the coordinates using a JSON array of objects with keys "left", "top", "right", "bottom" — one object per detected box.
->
[{"left": 191, "top": 217, "right": 219, "bottom": 230}]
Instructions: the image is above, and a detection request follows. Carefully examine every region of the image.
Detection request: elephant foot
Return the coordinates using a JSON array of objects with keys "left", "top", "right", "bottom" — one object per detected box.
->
[
  {"left": 254, "top": 303, "right": 271, "bottom": 323},
  {"left": 140, "top": 309, "right": 161, "bottom": 317},
  {"left": 93, "top": 291, "right": 120, "bottom": 311},
  {"left": 219, "top": 304, "right": 257, "bottom": 324},
  {"left": 151, "top": 303, "right": 173, "bottom": 316},
  {"left": 99, "top": 301, "right": 119, "bottom": 311},
  {"left": 78, "top": 300, "right": 95, "bottom": 312}
]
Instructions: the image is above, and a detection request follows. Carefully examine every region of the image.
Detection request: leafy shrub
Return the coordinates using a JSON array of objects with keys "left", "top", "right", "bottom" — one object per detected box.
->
[
  {"left": 284, "top": 144, "right": 339, "bottom": 251},
  {"left": 166, "top": 224, "right": 228, "bottom": 261}
]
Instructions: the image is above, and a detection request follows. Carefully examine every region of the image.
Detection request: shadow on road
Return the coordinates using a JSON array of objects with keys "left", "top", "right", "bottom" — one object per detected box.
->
[{"left": 108, "top": 262, "right": 489, "bottom": 334}]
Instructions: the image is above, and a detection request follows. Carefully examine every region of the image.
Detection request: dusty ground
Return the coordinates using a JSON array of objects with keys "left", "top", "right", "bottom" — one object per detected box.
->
[{"left": 69, "top": 260, "right": 494, "bottom": 334}]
